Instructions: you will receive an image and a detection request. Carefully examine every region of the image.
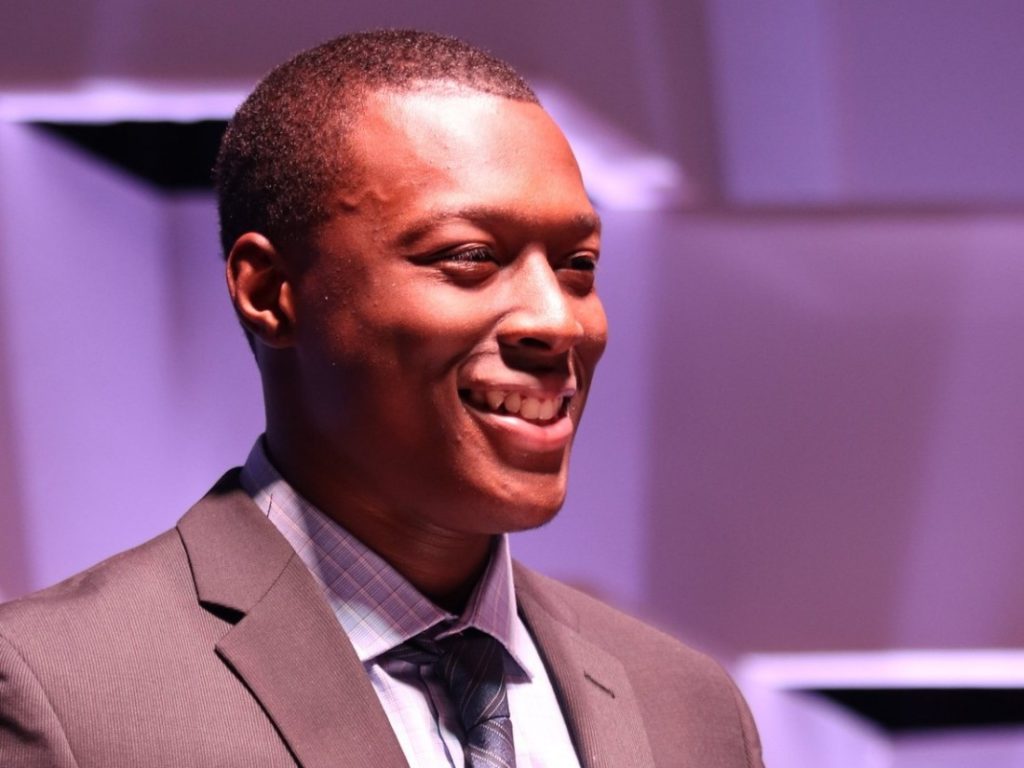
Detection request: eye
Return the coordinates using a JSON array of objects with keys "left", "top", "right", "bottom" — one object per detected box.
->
[
  {"left": 444, "top": 246, "right": 495, "bottom": 264},
  {"left": 567, "top": 253, "right": 598, "bottom": 272},
  {"left": 435, "top": 245, "right": 500, "bottom": 285},
  {"left": 559, "top": 251, "right": 599, "bottom": 295}
]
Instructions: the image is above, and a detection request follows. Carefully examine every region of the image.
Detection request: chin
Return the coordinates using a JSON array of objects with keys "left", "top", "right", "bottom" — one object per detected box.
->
[{"left": 475, "top": 482, "right": 567, "bottom": 534}]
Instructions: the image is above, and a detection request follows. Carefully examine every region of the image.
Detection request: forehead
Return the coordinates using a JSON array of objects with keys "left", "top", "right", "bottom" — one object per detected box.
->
[{"left": 336, "top": 87, "right": 595, "bottom": 230}]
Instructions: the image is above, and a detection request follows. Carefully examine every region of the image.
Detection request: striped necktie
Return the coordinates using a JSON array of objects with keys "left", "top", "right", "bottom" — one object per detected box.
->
[
  {"left": 389, "top": 628, "right": 517, "bottom": 767},
  {"left": 436, "top": 629, "right": 517, "bottom": 768}
]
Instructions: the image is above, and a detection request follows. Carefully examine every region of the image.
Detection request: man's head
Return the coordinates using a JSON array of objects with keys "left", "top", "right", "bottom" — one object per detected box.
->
[
  {"left": 216, "top": 31, "right": 607, "bottom": 583},
  {"left": 215, "top": 29, "right": 538, "bottom": 258}
]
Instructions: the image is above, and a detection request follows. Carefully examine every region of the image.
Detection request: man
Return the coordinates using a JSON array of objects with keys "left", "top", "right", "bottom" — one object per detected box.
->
[{"left": 0, "top": 30, "right": 762, "bottom": 767}]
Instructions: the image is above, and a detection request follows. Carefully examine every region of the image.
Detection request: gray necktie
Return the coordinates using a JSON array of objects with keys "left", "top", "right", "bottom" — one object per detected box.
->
[
  {"left": 390, "top": 628, "right": 517, "bottom": 768},
  {"left": 436, "top": 629, "right": 517, "bottom": 768}
]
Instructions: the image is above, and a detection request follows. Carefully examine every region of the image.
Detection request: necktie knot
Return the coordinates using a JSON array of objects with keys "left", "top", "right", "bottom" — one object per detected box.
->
[
  {"left": 437, "top": 630, "right": 510, "bottom": 733},
  {"left": 390, "top": 628, "right": 517, "bottom": 768}
]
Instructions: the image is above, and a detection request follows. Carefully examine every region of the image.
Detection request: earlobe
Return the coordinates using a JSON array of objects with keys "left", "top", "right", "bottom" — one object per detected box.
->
[{"left": 226, "top": 233, "right": 297, "bottom": 348}]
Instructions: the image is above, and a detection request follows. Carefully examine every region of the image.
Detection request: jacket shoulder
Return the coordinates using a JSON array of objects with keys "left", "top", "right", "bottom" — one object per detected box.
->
[
  {"left": 0, "top": 468, "right": 247, "bottom": 638},
  {"left": 513, "top": 561, "right": 713, "bottom": 664},
  {"left": 513, "top": 562, "right": 764, "bottom": 767},
  {"left": 0, "top": 528, "right": 189, "bottom": 635},
  {"left": 0, "top": 529, "right": 195, "bottom": 768}
]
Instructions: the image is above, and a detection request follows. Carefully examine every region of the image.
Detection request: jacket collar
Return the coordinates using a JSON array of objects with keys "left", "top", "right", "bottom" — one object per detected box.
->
[
  {"left": 177, "top": 471, "right": 408, "bottom": 768},
  {"left": 514, "top": 563, "right": 657, "bottom": 768}
]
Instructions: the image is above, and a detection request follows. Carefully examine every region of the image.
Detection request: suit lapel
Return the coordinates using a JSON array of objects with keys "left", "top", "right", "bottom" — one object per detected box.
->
[
  {"left": 215, "top": 557, "right": 408, "bottom": 768},
  {"left": 178, "top": 472, "right": 408, "bottom": 768},
  {"left": 515, "top": 567, "right": 656, "bottom": 768}
]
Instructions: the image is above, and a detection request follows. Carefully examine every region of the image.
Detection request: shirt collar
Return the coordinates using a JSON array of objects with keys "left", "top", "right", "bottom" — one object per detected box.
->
[{"left": 239, "top": 438, "right": 528, "bottom": 674}]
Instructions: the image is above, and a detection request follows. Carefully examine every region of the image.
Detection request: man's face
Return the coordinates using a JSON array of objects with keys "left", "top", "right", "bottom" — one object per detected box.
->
[{"left": 286, "top": 88, "right": 606, "bottom": 538}]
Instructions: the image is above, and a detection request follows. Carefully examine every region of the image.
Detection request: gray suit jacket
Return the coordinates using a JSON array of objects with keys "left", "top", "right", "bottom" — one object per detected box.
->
[{"left": 0, "top": 472, "right": 762, "bottom": 767}]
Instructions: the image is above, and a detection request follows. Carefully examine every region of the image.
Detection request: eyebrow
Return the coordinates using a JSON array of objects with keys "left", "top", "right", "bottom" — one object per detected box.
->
[{"left": 395, "top": 206, "right": 602, "bottom": 248}]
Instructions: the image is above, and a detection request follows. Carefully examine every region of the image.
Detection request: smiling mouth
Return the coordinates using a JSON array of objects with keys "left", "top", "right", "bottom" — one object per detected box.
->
[{"left": 461, "top": 389, "right": 572, "bottom": 424}]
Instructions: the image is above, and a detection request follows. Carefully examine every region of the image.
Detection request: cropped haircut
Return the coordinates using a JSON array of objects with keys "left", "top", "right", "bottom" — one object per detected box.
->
[{"left": 214, "top": 29, "right": 539, "bottom": 256}]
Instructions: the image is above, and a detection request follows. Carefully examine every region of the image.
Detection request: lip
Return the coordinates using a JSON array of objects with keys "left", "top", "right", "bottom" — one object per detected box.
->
[{"left": 461, "top": 393, "right": 576, "bottom": 454}]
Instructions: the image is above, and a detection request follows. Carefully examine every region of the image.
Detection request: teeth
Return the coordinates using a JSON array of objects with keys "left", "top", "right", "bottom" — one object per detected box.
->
[
  {"left": 520, "top": 397, "right": 540, "bottom": 419},
  {"left": 471, "top": 389, "right": 567, "bottom": 422},
  {"left": 538, "top": 398, "right": 557, "bottom": 420}
]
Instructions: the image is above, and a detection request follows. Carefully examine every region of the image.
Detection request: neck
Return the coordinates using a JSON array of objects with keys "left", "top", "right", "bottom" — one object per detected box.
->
[
  {"left": 261, "top": 430, "right": 495, "bottom": 614},
  {"left": 385, "top": 535, "right": 495, "bottom": 613}
]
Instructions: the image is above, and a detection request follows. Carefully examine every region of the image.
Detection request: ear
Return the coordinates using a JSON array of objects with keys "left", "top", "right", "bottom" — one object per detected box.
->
[{"left": 225, "top": 233, "right": 297, "bottom": 348}]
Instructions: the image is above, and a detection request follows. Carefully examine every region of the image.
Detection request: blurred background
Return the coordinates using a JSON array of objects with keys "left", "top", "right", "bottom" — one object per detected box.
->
[{"left": 2, "top": 1, "right": 1023, "bottom": 764}]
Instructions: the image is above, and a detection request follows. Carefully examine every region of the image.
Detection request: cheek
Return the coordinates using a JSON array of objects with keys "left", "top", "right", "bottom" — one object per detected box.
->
[
  {"left": 372, "top": 293, "right": 496, "bottom": 372},
  {"left": 307, "top": 302, "right": 481, "bottom": 423}
]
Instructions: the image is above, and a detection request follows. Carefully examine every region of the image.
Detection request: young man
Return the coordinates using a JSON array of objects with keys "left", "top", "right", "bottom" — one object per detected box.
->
[{"left": 0, "top": 30, "right": 762, "bottom": 767}]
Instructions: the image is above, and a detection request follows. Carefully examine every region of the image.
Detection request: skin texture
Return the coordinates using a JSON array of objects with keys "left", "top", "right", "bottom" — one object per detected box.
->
[{"left": 227, "top": 87, "right": 607, "bottom": 609}]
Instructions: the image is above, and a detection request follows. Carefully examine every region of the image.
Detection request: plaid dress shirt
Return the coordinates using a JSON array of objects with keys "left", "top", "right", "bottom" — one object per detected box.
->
[{"left": 240, "top": 440, "right": 580, "bottom": 767}]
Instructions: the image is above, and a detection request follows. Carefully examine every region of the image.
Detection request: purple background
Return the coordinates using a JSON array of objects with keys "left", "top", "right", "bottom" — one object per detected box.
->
[{"left": 3, "top": 0, "right": 1024, "bottom": 668}]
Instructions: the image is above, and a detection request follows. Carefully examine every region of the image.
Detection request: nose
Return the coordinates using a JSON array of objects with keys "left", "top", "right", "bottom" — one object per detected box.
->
[{"left": 497, "top": 252, "right": 584, "bottom": 356}]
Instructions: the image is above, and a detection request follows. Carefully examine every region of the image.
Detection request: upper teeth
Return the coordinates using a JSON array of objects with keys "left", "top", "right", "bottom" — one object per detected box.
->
[{"left": 474, "top": 390, "right": 565, "bottom": 421}]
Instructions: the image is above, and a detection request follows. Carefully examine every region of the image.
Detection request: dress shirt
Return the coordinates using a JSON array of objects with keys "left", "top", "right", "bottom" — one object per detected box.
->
[{"left": 240, "top": 439, "right": 581, "bottom": 768}]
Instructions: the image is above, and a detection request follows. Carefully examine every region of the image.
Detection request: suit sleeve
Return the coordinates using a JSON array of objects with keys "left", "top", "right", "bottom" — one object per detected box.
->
[{"left": 0, "top": 632, "right": 80, "bottom": 768}]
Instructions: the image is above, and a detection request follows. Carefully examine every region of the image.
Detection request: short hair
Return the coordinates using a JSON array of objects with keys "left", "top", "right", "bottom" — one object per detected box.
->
[{"left": 214, "top": 29, "right": 539, "bottom": 257}]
